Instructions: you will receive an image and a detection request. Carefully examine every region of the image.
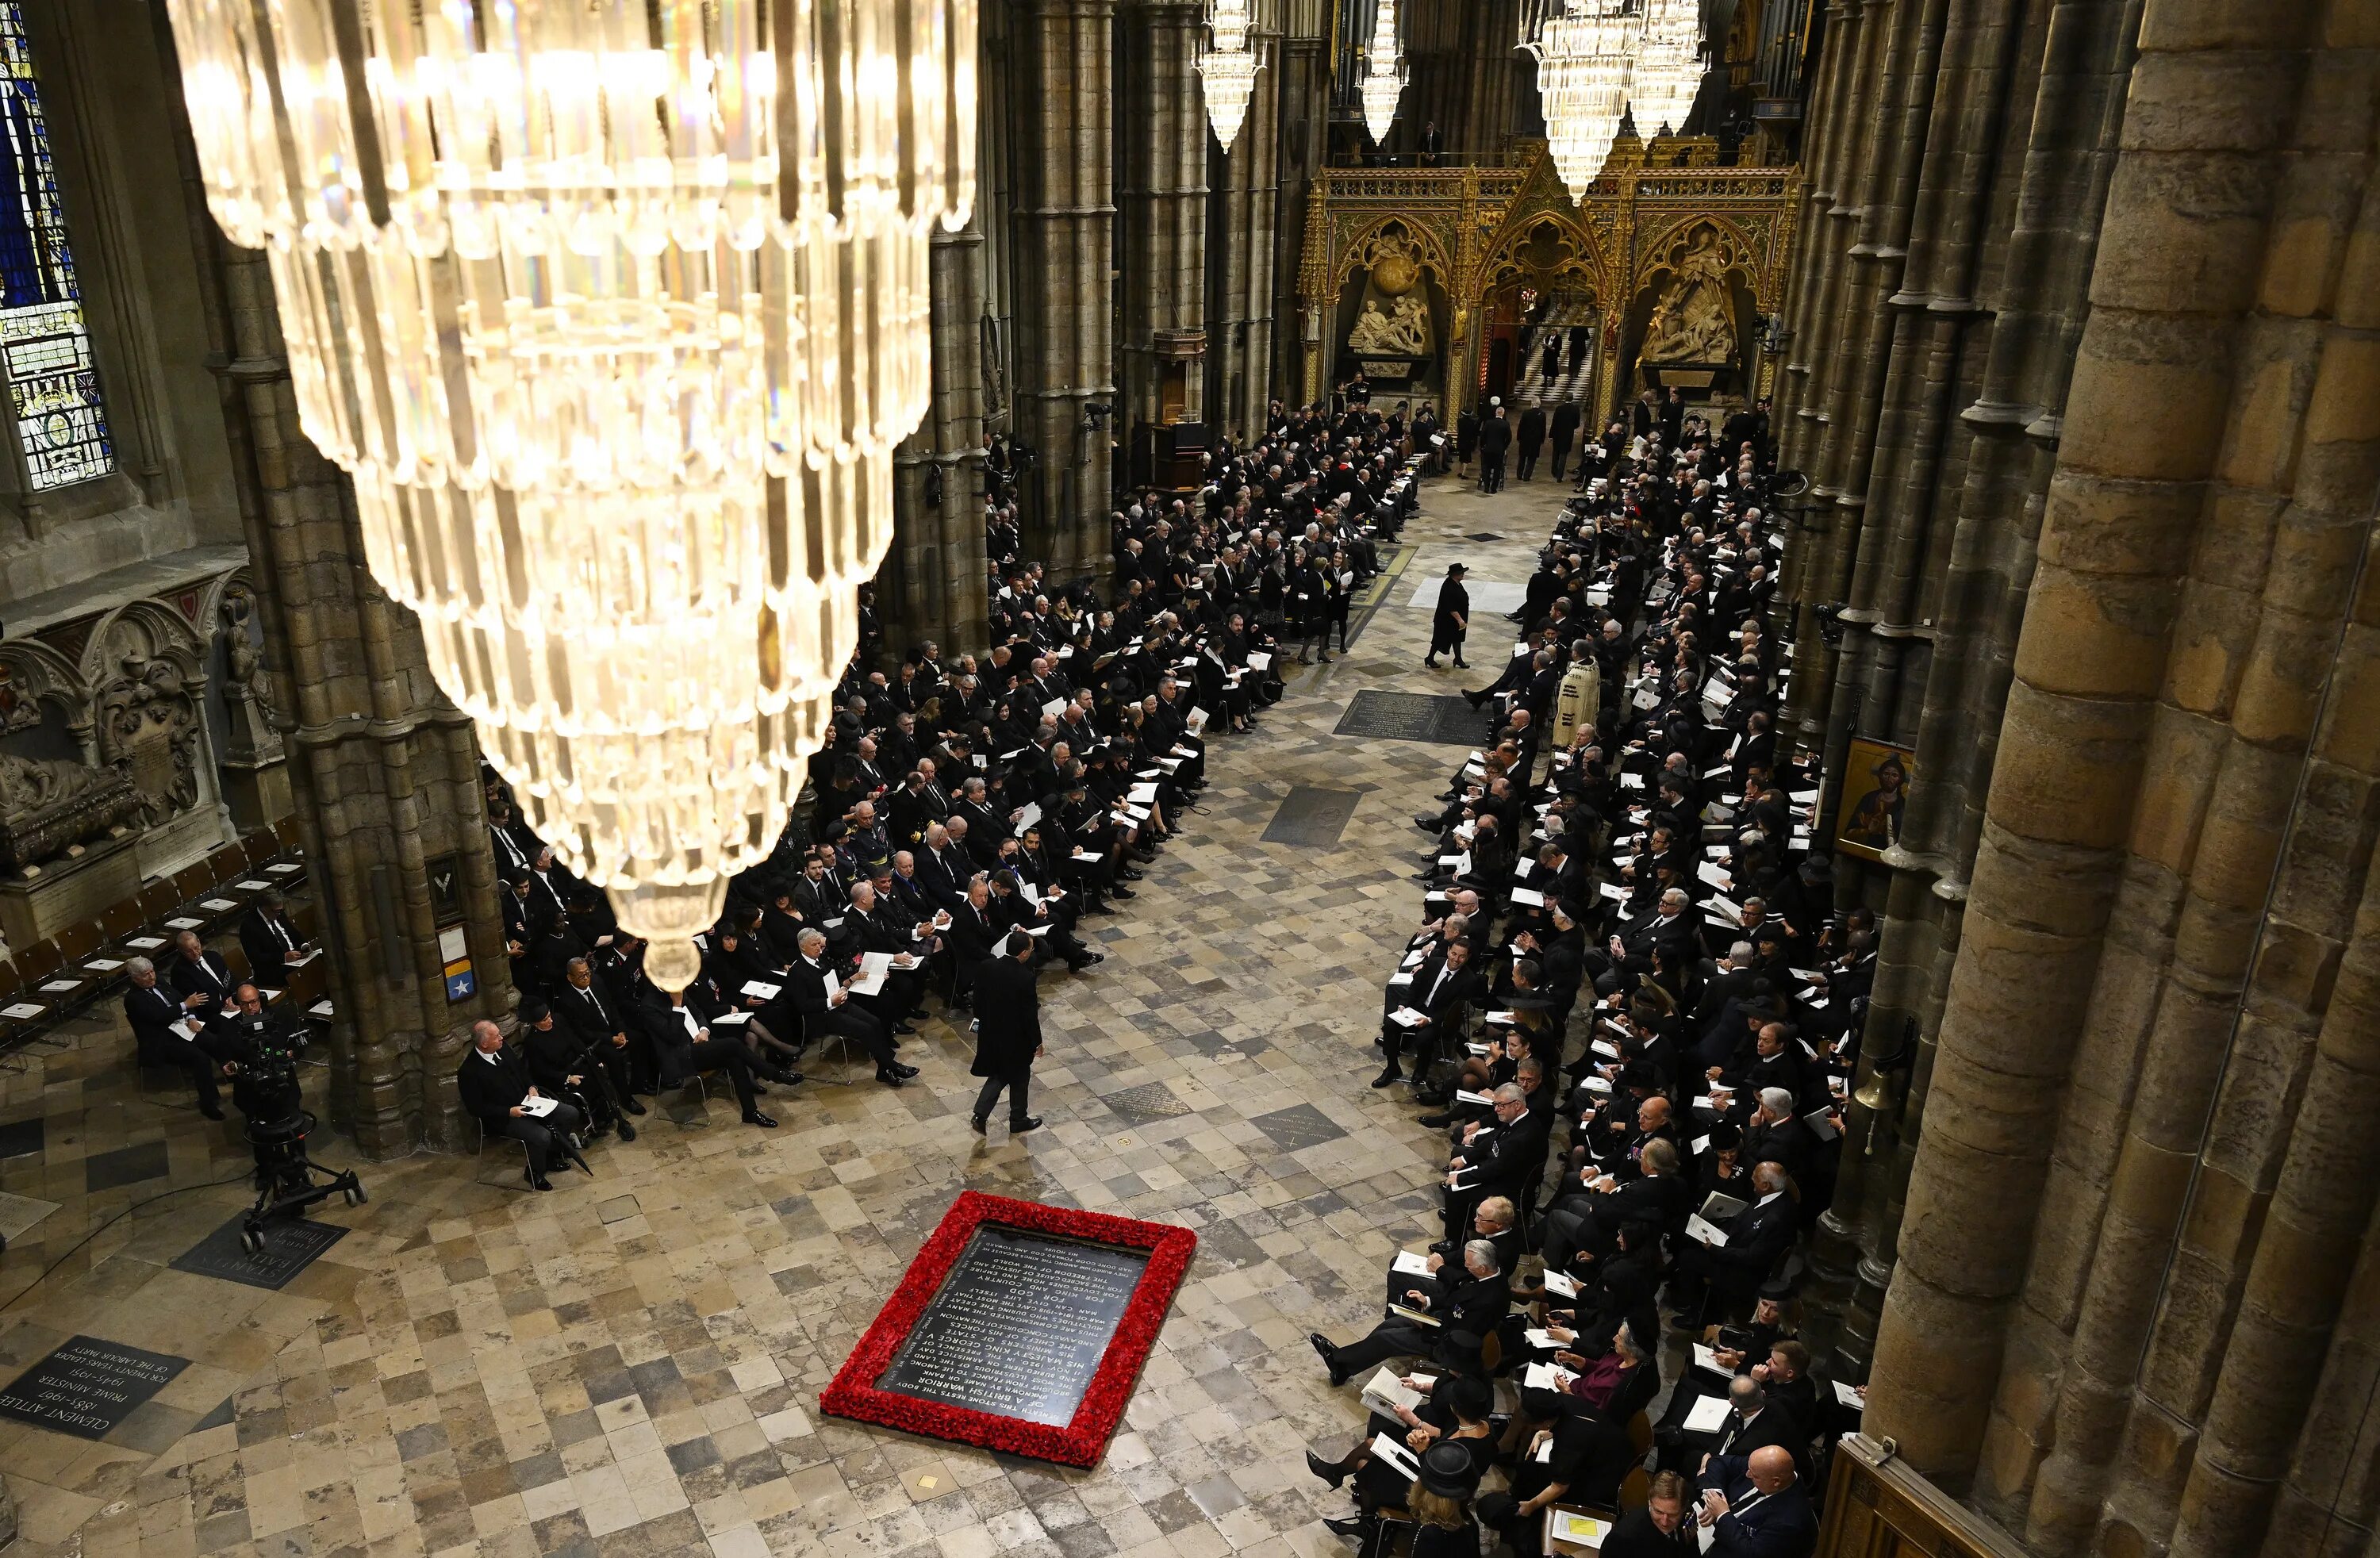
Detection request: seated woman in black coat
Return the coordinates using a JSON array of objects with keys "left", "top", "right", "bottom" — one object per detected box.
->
[
  {"left": 1311, "top": 1426, "right": 1490, "bottom": 1551},
  {"left": 1514, "top": 1317, "right": 1660, "bottom": 1442},
  {"left": 1304, "top": 1372, "right": 1495, "bottom": 1518}
]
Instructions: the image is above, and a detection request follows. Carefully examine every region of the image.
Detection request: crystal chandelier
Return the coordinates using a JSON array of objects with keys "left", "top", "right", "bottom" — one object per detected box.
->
[
  {"left": 1630, "top": 0, "right": 1706, "bottom": 137},
  {"left": 1359, "top": 0, "right": 1406, "bottom": 145},
  {"left": 1200, "top": 0, "right": 1262, "bottom": 150},
  {"left": 1523, "top": 0, "right": 1704, "bottom": 197},
  {"left": 1524, "top": 0, "right": 1634, "bottom": 198},
  {"left": 164, "top": 0, "right": 977, "bottom": 989}
]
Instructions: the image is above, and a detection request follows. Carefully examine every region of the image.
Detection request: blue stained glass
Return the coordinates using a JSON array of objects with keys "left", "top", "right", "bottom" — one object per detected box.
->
[{"left": 0, "top": 0, "right": 108, "bottom": 490}]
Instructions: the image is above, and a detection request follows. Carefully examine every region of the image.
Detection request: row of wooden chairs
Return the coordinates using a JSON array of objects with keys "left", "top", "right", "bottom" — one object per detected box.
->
[{"left": 0, "top": 815, "right": 311, "bottom": 1060}]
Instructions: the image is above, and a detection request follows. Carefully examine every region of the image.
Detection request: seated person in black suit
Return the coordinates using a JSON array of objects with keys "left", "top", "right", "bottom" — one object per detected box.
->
[
  {"left": 1672, "top": 1160, "right": 1798, "bottom": 1322},
  {"left": 1303, "top": 1372, "right": 1497, "bottom": 1543},
  {"left": 785, "top": 927, "right": 916, "bottom": 1087},
  {"left": 1311, "top": 1238, "right": 1511, "bottom": 1385},
  {"left": 1599, "top": 1469, "right": 1695, "bottom": 1556},
  {"left": 238, "top": 890, "right": 313, "bottom": 981},
  {"left": 122, "top": 956, "right": 234, "bottom": 1119},
  {"left": 652, "top": 983, "right": 779, "bottom": 1128},
  {"left": 521, "top": 1000, "right": 632, "bottom": 1143},
  {"left": 456, "top": 1019, "right": 588, "bottom": 1190},
  {"left": 1695, "top": 1444, "right": 1817, "bottom": 1557},
  {"left": 167, "top": 931, "right": 238, "bottom": 1012}
]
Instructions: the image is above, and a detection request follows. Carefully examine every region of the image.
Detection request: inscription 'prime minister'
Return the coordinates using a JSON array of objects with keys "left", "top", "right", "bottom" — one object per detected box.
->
[{"left": 877, "top": 1226, "right": 1150, "bottom": 1427}]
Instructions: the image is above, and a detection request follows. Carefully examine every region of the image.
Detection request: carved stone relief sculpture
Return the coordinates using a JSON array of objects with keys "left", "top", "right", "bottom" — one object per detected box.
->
[
  {"left": 0, "top": 754, "right": 140, "bottom": 875},
  {"left": 1640, "top": 224, "right": 1740, "bottom": 364},
  {"left": 98, "top": 652, "right": 203, "bottom": 826}
]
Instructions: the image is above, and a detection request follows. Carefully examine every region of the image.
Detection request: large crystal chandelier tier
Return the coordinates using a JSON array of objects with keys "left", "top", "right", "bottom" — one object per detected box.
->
[
  {"left": 1628, "top": 0, "right": 1705, "bottom": 138},
  {"left": 166, "top": 0, "right": 977, "bottom": 989},
  {"left": 1199, "top": 0, "right": 1261, "bottom": 151},
  {"left": 1358, "top": 0, "right": 1405, "bottom": 145},
  {"left": 1522, "top": 0, "right": 1703, "bottom": 200},
  {"left": 1525, "top": 0, "right": 1633, "bottom": 198}
]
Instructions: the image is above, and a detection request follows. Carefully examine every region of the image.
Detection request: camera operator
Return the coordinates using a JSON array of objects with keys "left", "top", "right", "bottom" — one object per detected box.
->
[
  {"left": 458, "top": 1019, "right": 589, "bottom": 1192},
  {"left": 215, "top": 982, "right": 293, "bottom": 1118},
  {"left": 122, "top": 957, "right": 236, "bottom": 1119},
  {"left": 522, "top": 1000, "right": 633, "bottom": 1145}
]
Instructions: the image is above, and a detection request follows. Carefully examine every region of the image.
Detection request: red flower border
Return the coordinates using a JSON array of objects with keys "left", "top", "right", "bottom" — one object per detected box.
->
[{"left": 818, "top": 1192, "right": 1198, "bottom": 1468}]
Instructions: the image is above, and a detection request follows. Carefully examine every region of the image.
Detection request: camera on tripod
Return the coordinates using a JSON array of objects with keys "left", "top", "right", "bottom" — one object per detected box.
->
[{"left": 226, "top": 1012, "right": 364, "bottom": 1254}]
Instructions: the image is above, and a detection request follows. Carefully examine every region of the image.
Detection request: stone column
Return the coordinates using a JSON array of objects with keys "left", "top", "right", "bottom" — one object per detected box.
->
[
  {"left": 1119, "top": 0, "right": 1210, "bottom": 445},
  {"left": 1795, "top": 0, "right": 2145, "bottom": 1383},
  {"left": 162, "top": 10, "right": 518, "bottom": 1159},
  {"left": 886, "top": 218, "right": 992, "bottom": 658},
  {"left": 1862, "top": 0, "right": 2325, "bottom": 1491},
  {"left": 1012, "top": 0, "right": 1116, "bottom": 578},
  {"left": 1271, "top": 0, "right": 1332, "bottom": 412},
  {"left": 1209, "top": 23, "right": 1282, "bottom": 442}
]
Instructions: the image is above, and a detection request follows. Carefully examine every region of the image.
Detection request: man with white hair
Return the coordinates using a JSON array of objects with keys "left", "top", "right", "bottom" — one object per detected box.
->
[
  {"left": 1673, "top": 1160, "right": 1799, "bottom": 1322},
  {"left": 1309, "top": 1235, "right": 1511, "bottom": 1387},
  {"left": 122, "top": 956, "right": 233, "bottom": 1119}
]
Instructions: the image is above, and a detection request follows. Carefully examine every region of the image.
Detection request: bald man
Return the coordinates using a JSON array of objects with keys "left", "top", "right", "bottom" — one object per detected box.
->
[{"left": 1694, "top": 1440, "right": 1815, "bottom": 1556}]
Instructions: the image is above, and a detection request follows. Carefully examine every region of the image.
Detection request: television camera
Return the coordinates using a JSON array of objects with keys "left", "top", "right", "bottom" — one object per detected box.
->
[{"left": 226, "top": 1011, "right": 363, "bottom": 1253}]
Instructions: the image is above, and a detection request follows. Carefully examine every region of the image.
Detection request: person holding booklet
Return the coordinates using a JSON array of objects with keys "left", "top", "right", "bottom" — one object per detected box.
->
[
  {"left": 1303, "top": 1375, "right": 1495, "bottom": 1545},
  {"left": 456, "top": 1019, "right": 589, "bottom": 1191},
  {"left": 1311, "top": 1238, "right": 1511, "bottom": 1386}
]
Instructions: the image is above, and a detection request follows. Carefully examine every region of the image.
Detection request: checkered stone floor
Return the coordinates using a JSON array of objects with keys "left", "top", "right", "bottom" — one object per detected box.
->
[{"left": 0, "top": 477, "right": 1570, "bottom": 1558}]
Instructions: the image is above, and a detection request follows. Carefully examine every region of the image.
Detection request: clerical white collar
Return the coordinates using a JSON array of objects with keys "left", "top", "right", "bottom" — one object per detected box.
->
[{"left": 1756, "top": 1191, "right": 1783, "bottom": 1207}]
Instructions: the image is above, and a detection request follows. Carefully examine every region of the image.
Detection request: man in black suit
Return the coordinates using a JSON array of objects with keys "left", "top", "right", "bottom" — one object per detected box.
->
[
  {"left": 1549, "top": 400, "right": 1583, "bottom": 481},
  {"left": 238, "top": 891, "right": 311, "bottom": 982},
  {"left": 456, "top": 1019, "right": 587, "bottom": 1191},
  {"left": 968, "top": 934, "right": 1044, "bottom": 1134},
  {"left": 785, "top": 928, "right": 916, "bottom": 1086},
  {"left": 1445, "top": 1082, "right": 1553, "bottom": 1241},
  {"left": 1674, "top": 1161, "right": 1798, "bottom": 1319},
  {"left": 1695, "top": 1377, "right": 1810, "bottom": 1491},
  {"left": 1377, "top": 936, "right": 1484, "bottom": 1088},
  {"left": 1600, "top": 1470, "right": 1696, "bottom": 1556},
  {"left": 123, "top": 956, "right": 232, "bottom": 1119},
  {"left": 1696, "top": 1445, "right": 1817, "bottom": 1557},
  {"left": 1477, "top": 403, "right": 1512, "bottom": 493},
  {"left": 1311, "top": 1237, "right": 1511, "bottom": 1384},
  {"left": 549, "top": 960, "right": 644, "bottom": 1137},
  {"left": 1516, "top": 403, "right": 1547, "bottom": 480},
  {"left": 167, "top": 931, "right": 238, "bottom": 1012}
]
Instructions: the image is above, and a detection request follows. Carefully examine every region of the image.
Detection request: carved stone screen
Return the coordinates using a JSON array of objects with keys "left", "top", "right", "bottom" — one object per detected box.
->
[{"left": 876, "top": 1225, "right": 1150, "bottom": 1427}]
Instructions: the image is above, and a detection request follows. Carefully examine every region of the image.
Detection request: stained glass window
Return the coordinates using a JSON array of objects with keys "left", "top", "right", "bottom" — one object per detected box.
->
[{"left": 0, "top": 1, "right": 107, "bottom": 490}]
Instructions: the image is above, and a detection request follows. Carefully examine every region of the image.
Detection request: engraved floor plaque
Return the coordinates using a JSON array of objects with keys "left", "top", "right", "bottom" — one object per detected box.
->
[
  {"left": 1334, "top": 690, "right": 1490, "bottom": 746},
  {"left": 0, "top": 1336, "right": 189, "bottom": 1441},
  {"left": 821, "top": 1192, "right": 1196, "bottom": 1467},
  {"left": 876, "top": 1226, "right": 1150, "bottom": 1427}
]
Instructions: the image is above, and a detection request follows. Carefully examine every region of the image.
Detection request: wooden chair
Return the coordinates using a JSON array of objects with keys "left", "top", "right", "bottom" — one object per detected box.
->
[
  {"left": 170, "top": 863, "right": 217, "bottom": 907},
  {"left": 1618, "top": 1465, "right": 1651, "bottom": 1510},
  {"left": 96, "top": 899, "right": 144, "bottom": 949},
  {"left": 45, "top": 922, "right": 118, "bottom": 1004},
  {"left": 136, "top": 881, "right": 183, "bottom": 925},
  {"left": 1626, "top": 1410, "right": 1653, "bottom": 1458},
  {"left": 272, "top": 815, "right": 301, "bottom": 853}
]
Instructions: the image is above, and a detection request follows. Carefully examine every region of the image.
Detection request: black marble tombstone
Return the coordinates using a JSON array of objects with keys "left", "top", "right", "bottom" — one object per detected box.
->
[{"left": 876, "top": 1226, "right": 1150, "bottom": 1427}]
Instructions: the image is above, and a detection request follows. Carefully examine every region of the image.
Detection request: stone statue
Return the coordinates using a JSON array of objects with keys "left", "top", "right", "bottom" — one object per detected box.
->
[
  {"left": 0, "top": 753, "right": 141, "bottom": 874},
  {"left": 1348, "top": 292, "right": 1433, "bottom": 356},
  {"left": 1641, "top": 227, "right": 1740, "bottom": 364}
]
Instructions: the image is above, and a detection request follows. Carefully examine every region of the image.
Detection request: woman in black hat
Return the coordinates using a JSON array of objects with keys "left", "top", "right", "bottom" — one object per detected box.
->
[
  {"left": 1406, "top": 1440, "right": 1487, "bottom": 1555},
  {"left": 1311, "top": 1408, "right": 1491, "bottom": 1549}
]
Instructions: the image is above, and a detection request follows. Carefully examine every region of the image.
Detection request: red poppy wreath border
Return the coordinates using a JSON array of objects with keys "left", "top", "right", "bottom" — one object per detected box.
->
[{"left": 817, "top": 1191, "right": 1198, "bottom": 1468}]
